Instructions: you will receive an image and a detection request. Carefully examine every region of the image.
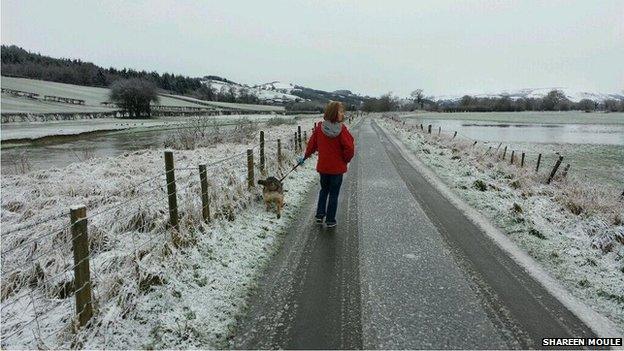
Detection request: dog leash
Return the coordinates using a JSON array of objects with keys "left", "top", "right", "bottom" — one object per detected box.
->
[{"left": 279, "top": 163, "right": 301, "bottom": 182}]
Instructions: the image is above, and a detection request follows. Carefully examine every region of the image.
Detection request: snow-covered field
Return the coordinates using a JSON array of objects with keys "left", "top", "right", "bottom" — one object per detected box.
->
[
  {"left": 0, "top": 95, "right": 119, "bottom": 115},
  {"left": 1, "top": 77, "right": 213, "bottom": 112},
  {"left": 379, "top": 116, "right": 624, "bottom": 334},
  {"left": 1, "top": 118, "right": 322, "bottom": 348},
  {"left": 158, "top": 93, "right": 286, "bottom": 112}
]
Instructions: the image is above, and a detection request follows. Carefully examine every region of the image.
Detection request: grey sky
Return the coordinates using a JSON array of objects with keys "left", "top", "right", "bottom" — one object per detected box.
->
[{"left": 2, "top": 0, "right": 623, "bottom": 97}]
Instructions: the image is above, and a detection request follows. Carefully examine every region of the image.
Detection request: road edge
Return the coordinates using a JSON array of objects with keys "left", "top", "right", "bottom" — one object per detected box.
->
[{"left": 375, "top": 119, "right": 623, "bottom": 340}]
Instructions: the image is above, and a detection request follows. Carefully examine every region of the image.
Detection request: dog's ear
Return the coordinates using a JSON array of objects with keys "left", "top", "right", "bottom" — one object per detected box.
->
[{"left": 258, "top": 179, "right": 266, "bottom": 186}]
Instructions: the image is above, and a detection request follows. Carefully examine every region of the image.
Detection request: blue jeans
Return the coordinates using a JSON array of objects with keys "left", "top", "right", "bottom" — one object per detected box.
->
[{"left": 315, "top": 173, "right": 343, "bottom": 223}]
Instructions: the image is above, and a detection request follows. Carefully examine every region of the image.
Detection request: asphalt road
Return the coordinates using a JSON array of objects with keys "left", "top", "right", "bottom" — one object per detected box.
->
[{"left": 232, "top": 118, "right": 599, "bottom": 349}]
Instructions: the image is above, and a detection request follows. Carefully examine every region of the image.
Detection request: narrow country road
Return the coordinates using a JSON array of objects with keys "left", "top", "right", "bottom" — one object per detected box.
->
[{"left": 232, "top": 118, "right": 599, "bottom": 349}]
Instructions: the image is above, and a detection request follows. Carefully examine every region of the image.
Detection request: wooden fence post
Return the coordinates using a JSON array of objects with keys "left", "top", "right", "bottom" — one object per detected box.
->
[
  {"left": 304, "top": 131, "right": 307, "bottom": 144},
  {"left": 561, "top": 164, "right": 570, "bottom": 179},
  {"left": 536, "top": 153, "right": 542, "bottom": 173},
  {"left": 164, "top": 151, "right": 180, "bottom": 237},
  {"left": 294, "top": 132, "right": 298, "bottom": 151},
  {"left": 428, "top": 125, "right": 432, "bottom": 134},
  {"left": 502, "top": 146, "right": 507, "bottom": 160},
  {"left": 547, "top": 156, "right": 563, "bottom": 184},
  {"left": 70, "top": 205, "right": 93, "bottom": 328},
  {"left": 521, "top": 152, "right": 525, "bottom": 167},
  {"left": 472, "top": 141, "right": 478, "bottom": 147},
  {"left": 277, "top": 139, "right": 282, "bottom": 166},
  {"left": 199, "top": 164, "right": 210, "bottom": 223},
  {"left": 510, "top": 150, "right": 515, "bottom": 165},
  {"left": 297, "top": 126, "right": 302, "bottom": 150},
  {"left": 452, "top": 131, "right": 457, "bottom": 139},
  {"left": 420, "top": 124, "right": 423, "bottom": 130},
  {"left": 259, "top": 131, "right": 265, "bottom": 174},
  {"left": 438, "top": 126, "right": 441, "bottom": 136},
  {"left": 247, "top": 149, "right": 254, "bottom": 189}
]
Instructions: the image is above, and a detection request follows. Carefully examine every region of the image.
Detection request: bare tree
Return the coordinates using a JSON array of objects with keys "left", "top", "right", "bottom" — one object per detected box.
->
[
  {"left": 109, "top": 78, "right": 159, "bottom": 118},
  {"left": 411, "top": 89, "right": 424, "bottom": 109}
]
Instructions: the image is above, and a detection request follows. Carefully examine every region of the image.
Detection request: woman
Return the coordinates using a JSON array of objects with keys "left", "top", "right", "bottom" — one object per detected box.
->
[{"left": 299, "top": 101, "right": 355, "bottom": 228}]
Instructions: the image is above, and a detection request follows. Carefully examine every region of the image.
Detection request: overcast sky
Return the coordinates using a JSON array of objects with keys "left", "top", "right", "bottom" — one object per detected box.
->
[{"left": 2, "top": 0, "right": 623, "bottom": 97}]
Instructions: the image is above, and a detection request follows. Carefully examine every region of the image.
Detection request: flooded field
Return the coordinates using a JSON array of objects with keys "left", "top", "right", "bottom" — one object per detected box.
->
[
  {"left": 0, "top": 115, "right": 310, "bottom": 175},
  {"left": 401, "top": 112, "right": 624, "bottom": 188}
]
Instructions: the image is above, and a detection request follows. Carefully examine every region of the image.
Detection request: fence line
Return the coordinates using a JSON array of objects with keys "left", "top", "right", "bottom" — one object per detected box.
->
[
  {"left": 383, "top": 114, "right": 574, "bottom": 184},
  {"left": 0, "top": 122, "right": 312, "bottom": 349}
]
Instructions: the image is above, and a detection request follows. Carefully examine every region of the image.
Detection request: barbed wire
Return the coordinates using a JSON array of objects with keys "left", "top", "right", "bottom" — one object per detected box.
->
[
  {"left": 383, "top": 116, "right": 569, "bottom": 177},
  {"left": 1, "top": 212, "right": 67, "bottom": 237},
  {"left": 1, "top": 142, "right": 263, "bottom": 256},
  {"left": 390, "top": 116, "right": 545, "bottom": 155},
  {"left": 1, "top": 191, "right": 173, "bottom": 314}
]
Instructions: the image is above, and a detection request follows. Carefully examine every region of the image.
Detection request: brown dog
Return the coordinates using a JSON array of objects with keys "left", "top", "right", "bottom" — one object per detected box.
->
[{"left": 258, "top": 177, "right": 284, "bottom": 218}]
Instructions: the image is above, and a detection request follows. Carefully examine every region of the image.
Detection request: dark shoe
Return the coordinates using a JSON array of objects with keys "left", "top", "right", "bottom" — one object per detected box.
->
[
  {"left": 326, "top": 221, "right": 337, "bottom": 228},
  {"left": 315, "top": 216, "right": 324, "bottom": 224}
]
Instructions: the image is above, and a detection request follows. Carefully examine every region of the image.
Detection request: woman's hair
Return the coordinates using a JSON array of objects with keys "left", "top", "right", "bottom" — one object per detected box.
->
[{"left": 324, "top": 101, "right": 344, "bottom": 123}]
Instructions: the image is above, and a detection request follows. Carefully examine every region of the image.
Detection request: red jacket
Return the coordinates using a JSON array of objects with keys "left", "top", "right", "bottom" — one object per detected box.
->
[{"left": 304, "top": 122, "right": 355, "bottom": 175}]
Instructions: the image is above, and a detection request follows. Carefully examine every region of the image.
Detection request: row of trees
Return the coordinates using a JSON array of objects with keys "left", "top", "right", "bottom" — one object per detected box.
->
[
  {"left": 362, "top": 89, "right": 624, "bottom": 112},
  {"left": 1, "top": 45, "right": 209, "bottom": 95},
  {"left": 438, "top": 90, "right": 624, "bottom": 112},
  {"left": 191, "top": 84, "right": 261, "bottom": 104},
  {"left": 1, "top": 45, "right": 265, "bottom": 105}
]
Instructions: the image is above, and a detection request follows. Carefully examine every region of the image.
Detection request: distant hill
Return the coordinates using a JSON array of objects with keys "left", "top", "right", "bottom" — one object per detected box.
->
[
  {"left": 0, "top": 76, "right": 286, "bottom": 117},
  {"left": 1, "top": 45, "right": 366, "bottom": 109}
]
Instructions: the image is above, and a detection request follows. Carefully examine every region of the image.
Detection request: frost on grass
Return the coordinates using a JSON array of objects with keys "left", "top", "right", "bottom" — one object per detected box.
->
[
  {"left": 0, "top": 119, "right": 320, "bottom": 349},
  {"left": 379, "top": 115, "right": 624, "bottom": 333}
]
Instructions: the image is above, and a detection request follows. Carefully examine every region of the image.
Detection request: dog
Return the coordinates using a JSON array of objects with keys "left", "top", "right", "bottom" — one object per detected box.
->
[{"left": 258, "top": 177, "right": 284, "bottom": 218}]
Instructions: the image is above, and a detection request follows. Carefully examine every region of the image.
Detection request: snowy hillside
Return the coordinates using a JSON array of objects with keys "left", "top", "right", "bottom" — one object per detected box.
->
[
  {"left": 201, "top": 79, "right": 303, "bottom": 104},
  {"left": 434, "top": 88, "right": 624, "bottom": 103},
  {"left": 202, "top": 79, "right": 367, "bottom": 107},
  {"left": 254, "top": 81, "right": 300, "bottom": 94}
]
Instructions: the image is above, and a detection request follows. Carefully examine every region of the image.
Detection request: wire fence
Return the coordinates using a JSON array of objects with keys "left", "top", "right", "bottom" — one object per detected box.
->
[
  {"left": 384, "top": 113, "right": 577, "bottom": 183},
  {"left": 0, "top": 119, "right": 325, "bottom": 349}
]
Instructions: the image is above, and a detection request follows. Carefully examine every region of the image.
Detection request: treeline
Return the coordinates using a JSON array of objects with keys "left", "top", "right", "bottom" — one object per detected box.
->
[
  {"left": 1, "top": 45, "right": 210, "bottom": 94},
  {"left": 0, "top": 45, "right": 261, "bottom": 104},
  {"left": 190, "top": 83, "right": 261, "bottom": 104},
  {"left": 438, "top": 90, "right": 624, "bottom": 112},
  {"left": 362, "top": 89, "right": 624, "bottom": 112}
]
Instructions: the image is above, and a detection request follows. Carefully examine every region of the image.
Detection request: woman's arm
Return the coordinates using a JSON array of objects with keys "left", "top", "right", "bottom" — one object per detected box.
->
[
  {"left": 304, "top": 125, "right": 318, "bottom": 159},
  {"left": 340, "top": 126, "right": 355, "bottom": 163}
]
